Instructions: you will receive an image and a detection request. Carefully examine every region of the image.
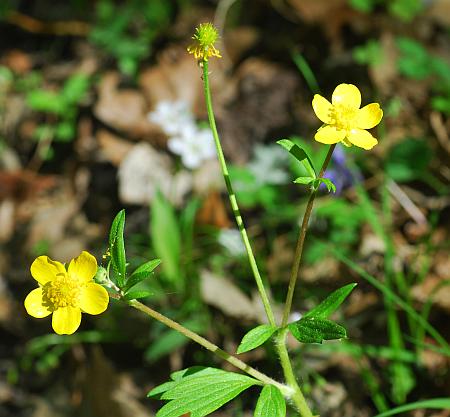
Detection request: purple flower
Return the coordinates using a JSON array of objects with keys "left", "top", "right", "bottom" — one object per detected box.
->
[{"left": 321, "top": 145, "right": 361, "bottom": 194}]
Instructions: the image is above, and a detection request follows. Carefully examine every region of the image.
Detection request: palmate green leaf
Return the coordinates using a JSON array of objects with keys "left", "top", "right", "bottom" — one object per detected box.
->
[
  {"left": 148, "top": 367, "right": 208, "bottom": 398},
  {"left": 277, "top": 139, "right": 316, "bottom": 179},
  {"left": 109, "top": 210, "right": 127, "bottom": 287},
  {"left": 304, "top": 283, "right": 357, "bottom": 319},
  {"left": 237, "top": 324, "right": 278, "bottom": 354},
  {"left": 254, "top": 385, "right": 286, "bottom": 417},
  {"left": 123, "top": 259, "right": 161, "bottom": 292},
  {"left": 122, "top": 290, "right": 153, "bottom": 301},
  {"left": 169, "top": 367, "right": 207, "bottom": 381},
  {"left": 149, "top": 380, "right": 178, "bottom": 399},
  {"left": 288, "top": 318, "right": 346, "bottom": 344},
  {"left": 155, "top": 367, "right": 260, "bottom": 417}
]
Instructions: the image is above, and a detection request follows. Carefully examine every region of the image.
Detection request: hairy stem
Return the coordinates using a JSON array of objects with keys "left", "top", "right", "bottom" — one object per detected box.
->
[
  {"left": 202, "top": 60, "right": 276, "bottom": 326},
  {"left": 281, "top": 144, "right": 336, "bottom": 327},
  {"left": 124, "top": 297, "right": 290, "bottom": 395},
  {"left": 276, "top": 329, "right": 314, "bottom": 417}
]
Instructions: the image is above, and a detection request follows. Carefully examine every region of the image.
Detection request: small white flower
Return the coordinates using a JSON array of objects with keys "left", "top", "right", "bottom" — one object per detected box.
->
[
  {"left": 196, "top": 128, "right": 216, "bottom": 159},
  {"left": 148, "top": 100, "right": 195, "bottom": 136},
  {"left": 248, "top": 144, "right": 289, "bottom": 185},
  {"left": 217, "top": 229, "right": 245, "bottom": 257},
  {"left": 168, "top": 126, "right": 216, "bottom": 169}
]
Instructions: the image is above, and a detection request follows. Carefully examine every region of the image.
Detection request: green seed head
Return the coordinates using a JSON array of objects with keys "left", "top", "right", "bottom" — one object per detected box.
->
[{"left": 193, "top": 23, "right": 219, "bottom": 47}]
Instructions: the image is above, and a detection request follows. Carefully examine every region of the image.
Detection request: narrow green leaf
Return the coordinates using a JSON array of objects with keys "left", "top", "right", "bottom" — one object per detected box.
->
[
  {"left": 124, "top": 259, "right": 161, "bottom": 291},
  {"left": 145, "top": 330, "right": 190, "bottom": 363},
  {"left": 132, "top": 258, "right": 162, "bottom": 276},
  {"left": 145, "top": 319, "right": 205, "bottom": 363},
  {"left": 304, "top": 283, "right": 357, "bottom": 319},
  {"left": 27, "top": 90, "right": 66, "bottom": 115},
  {"left": 109, "top": 209, "right": 124, "bottom": 248},
  {"left": 293, "top": 176, "right": 314, "bottom": 186},
  {"left": 277, "top": 139, "right": 316, "bottom": 178},
  {"left": 151, "top": 192, "right": 181, "bottom": 283},
  {"left": 123, "top": 290, "right": 152, "bottom": 300},
  {"left": 373, "top": 398, "right": 450, "bottom": 417},
  {"left": 61, "top": 74, "right": 90, "bottom": 105},
  {"left": 237, "top": 325, "right": 278, "bottom": 354},
  {"left": 123, "top": 271, "right": 154, "bottom": 292},
  {"left": 109, "top": 210, "right": 126, "bottom": 287},
  {"left": 254, "top": 385, "right": 286, "bottom": 417},
  {"left": 288, "top": 318, "right": 346, "bottom": 344},
  {"left": 291, "top": 50, "right": 320, "bottom": 94},
  {"left": 156, "top": 368, "right": 260, "bottom": 417},
  {"left": 321, "top": 240, "right": 450, "bottom": 353},
  {"left": 313, "top": 178, "right": 337, "bottom": 193},
  {"left": 391, "top": 361, "right": 416, "bottom": 404}
]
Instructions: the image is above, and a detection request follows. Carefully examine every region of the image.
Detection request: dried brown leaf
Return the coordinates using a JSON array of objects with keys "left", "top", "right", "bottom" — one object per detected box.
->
[
  {"left": 97, "top": 129, "right": 133, "bottom": 166},
  {"left": 118, "top": 142, "right": 192, "bottom": 206},
  {"left": 200, "top": 270, "right": 257, "bottom": 320},
  {"left": 94, "top": 72, "right": 156, "bottom": 138},
  {"left": 412, "top": 275, "right": 450, "bottom": 313}
]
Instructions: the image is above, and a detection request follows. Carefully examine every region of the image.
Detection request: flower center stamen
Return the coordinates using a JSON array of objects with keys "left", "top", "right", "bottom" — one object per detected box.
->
[
  {"left": 332, "top": 104, "right": 357, "bottom": 132},
  {"left": 43, "top": 273, "right": 81, "bottom": 309}
]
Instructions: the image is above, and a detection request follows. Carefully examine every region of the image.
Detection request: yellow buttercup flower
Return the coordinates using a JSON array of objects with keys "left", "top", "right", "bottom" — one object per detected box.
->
[
  {"left": 312, "top": 84, "right": 383, "bottom": 150},
  {"left": 24, "top": 251, "right": 109, "bottom": 335},
  {"left": 187, "top": 22, "right": 221, "bottom": 62}
]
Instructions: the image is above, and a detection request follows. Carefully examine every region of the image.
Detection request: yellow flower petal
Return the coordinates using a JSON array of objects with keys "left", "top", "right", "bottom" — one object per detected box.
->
[
  {"left": 30, "top": 256, "right": 66, "bottom": 285},
  {"left": 347, "top": 129, "right": 378, "bottom": 150},
  {"left": 52, "top": 306, "right": 81, "bottom": 335},
  {"left": 356, "top": 103, "right": 383, "bottom": 129},
  {"left": 312, "top": 95, "right": 333, "bottom": 124},
  {"left": 208, "top": 45, "right": 222, "bottom": 59},
  {"left": 80, "top": 283, "right": 109, "bottom": 315},
  {"left": 314, "top": 125, "right": 346, "bottom": 144},
  {"left": 24, "top": 288, "right": 52, "bottom": 318},
  {"left": 68, "top": 251, "right": 97, "bottom": 283},
  {"left": 332, "top": 84, "right": 361, "bottom": 109}
]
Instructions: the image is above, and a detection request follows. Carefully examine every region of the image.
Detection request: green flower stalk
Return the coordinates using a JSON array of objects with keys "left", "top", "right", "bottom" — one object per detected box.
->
[
  {"left": 193, "top": 23, "right": 276, "bottom": 327},
  {"left": 189, "top": 22, "right": 313, "bottom": 417}
]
